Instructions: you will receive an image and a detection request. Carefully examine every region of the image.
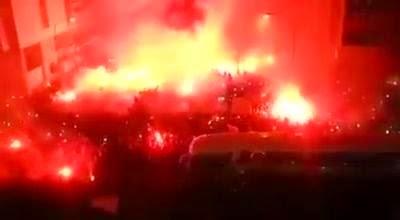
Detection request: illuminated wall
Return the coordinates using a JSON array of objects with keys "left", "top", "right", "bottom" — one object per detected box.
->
[
  {"left": 10, "top": 0, "right": 71, "bottom": 93},
  {"left": 0, "top": 0, "right": 25, "bottom": 99},
  {"left": 337, "top": 0, "right": 400, "bottom": 97}
]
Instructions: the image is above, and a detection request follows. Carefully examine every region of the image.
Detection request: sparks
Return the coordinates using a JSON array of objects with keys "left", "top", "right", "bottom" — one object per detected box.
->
[
  {"left": 148, "top": 130, "right": 169, "bottom": 151},
  {"left": 271, "top": 85, "right": 315, "bottom": 125},
  {"left": 154, "top": 131, "right": 164, "bottom": 146}
]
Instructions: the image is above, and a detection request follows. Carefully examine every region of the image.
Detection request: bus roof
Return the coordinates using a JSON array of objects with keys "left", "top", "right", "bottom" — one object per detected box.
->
[{"left": 189, "top": 132, "right": 400, "bottom": 155}]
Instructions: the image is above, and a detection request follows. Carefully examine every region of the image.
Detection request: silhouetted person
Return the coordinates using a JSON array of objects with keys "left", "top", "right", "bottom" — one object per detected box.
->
[
  {"left": 117, "top": 136, "right": 153, "bottom": 219},
  {"left": 118, "top": 97, "right": 153, "bottom": 219}
]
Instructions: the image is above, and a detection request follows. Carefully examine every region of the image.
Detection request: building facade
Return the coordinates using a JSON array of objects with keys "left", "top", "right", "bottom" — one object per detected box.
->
[
  {"left": 337, "top": 0, "right": 400, "bottom": 93},
  {"left": 0, "top": 0, "right": 84, "bottom": 98}
]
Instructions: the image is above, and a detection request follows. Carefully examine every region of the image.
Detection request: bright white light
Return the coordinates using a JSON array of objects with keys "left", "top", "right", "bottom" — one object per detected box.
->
[
  {"left": 154, "top": 131, "right": 164, "bottom": 145},
  {"left": 58, "top": 166, "right": 73, "bottom": 179},
  {"left": 179, "top": 80, "right": 195, "bottom": 96},
  {"left": 271, "top": 85, "right": 314, "bottom": 125},
  {"left": 9, "top": 139, "right": 22, "bottom": 150},
  {"left": 55, "top": 91, "right": 77, "bottom": 103}
]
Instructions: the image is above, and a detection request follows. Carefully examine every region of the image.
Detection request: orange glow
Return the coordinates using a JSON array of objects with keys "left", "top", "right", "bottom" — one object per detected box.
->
[
  {"left": 179, "top": 80, "right": 195, "bottom": 96},
  {"left": 258, "top": 13, "right": 270, "bottom": 31},
  {"left": 271, "top": 85, "right": 314, "bottom": 124},
  {"left": 239, "top": 54, "right": 275, "bottom": 72},
  {"left": 73, "top": 9, "right": 272, "bottom": 95},
  {"left": 265, "top": 54, "right": 275, "bottom": 65},
  {"left": 239, "top": 56, "right": 259, "bottom": 73},
  {"left": 9, "top": 139, "right": 22, "bottom": 150},
  {"left": 58, "top": 166, "right": 73, "bottom": 179},
  {"left": 76, "top": 18, "right": 233, "bottom": 93},
  {"left": 54, "top": 90, "right": 77, "bottom": 103}
]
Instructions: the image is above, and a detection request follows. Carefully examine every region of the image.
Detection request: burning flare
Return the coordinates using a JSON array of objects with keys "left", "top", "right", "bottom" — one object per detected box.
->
[
  {"left": 73, "top": 2, "right": 273, "bottom": 96},
  {"left": 9, "top": 139, "right": 22, "bottom": 150},
  {"left": 54, "top": 0, "right": 277, "bottom": 113},
  {"left": 271, "top": 85, "right": 314, "bottom": 124},
  {"left": 58, "top": 166, "right": 73, "bottom": 180},
  {"left": 54, "top": 90, "right": 77, "bottom": 103}
]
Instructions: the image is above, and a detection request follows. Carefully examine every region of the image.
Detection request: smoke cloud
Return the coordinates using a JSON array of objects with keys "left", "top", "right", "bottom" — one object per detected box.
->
[{"left": 66, "top": 0, "right": 343, "bottom": 117}]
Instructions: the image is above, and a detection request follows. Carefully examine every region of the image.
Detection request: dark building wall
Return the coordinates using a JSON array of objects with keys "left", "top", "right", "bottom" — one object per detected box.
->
[
  {"left": 343, "top": 0, "right": 400, "bottom": 52},
  {"left": 332, "top": 0, "right": 400, "bottom": 118},
  {"left": 339, "top": 0, "right": 400, "bottom": 76}
]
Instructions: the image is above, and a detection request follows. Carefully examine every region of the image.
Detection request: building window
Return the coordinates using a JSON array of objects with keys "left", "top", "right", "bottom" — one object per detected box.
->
[
  {"left": 64, "top": 0, "right": 72, "bottom": 22},
  {"left": 64, "top": 0, "right": 81, "bottom": 23},
  {"left": 343, "top": 31, "right": 382, "bottom": 46},
  {"left": 346, "top": 0, "right": 373, "bottom": 14},
  {"left": 0, "top": 18, "right": 9, "bottom": 52},
  {"left": 24, "top": 43, "right": 43, "bottom": 71},
  {"left": 343, "top": 0, "right": 399, "bottom": 46},
  {"left": 39, "top": 0, "right": 49, "bottom": 28},
  {"left": 346, "top": 0, "right": 398, "bottom": 14}
]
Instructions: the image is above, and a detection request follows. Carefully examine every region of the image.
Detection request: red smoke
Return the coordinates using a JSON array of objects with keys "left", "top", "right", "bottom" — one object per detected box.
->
[
  {"left": 164, "top": 0, "right": 205, "bottom": 31},
  {"left": 55, "top": 0, "right": 344, "bottom": 117}
]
